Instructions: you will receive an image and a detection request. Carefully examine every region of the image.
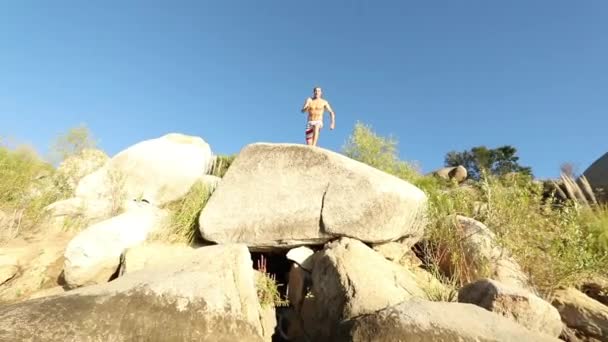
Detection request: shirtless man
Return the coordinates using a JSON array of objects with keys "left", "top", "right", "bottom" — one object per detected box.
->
[{"left": 301, "top": 86, "right": 335, "bottom": 146}]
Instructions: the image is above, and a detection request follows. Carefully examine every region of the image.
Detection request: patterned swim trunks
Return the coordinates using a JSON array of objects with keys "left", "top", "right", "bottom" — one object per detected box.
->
[{"left": 305, "top": 120, "right": 323, "bottom": 143}]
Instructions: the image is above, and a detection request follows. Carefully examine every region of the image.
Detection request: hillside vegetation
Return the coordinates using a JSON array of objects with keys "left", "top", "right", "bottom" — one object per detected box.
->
[
  {"left": 344, "top": 122, "right": 608, "bottom": 296},
  {"left": 1, "top": 122, "right": 607, "bottom": 299}
]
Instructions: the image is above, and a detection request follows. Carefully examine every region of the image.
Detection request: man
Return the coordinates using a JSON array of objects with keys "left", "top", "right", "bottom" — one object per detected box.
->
[{"left": 301, "top": 86, "right": 335, "bottom": 146}]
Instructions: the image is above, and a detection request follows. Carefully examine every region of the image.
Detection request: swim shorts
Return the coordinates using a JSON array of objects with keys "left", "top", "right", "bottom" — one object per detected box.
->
[{"left": 305, "top": 120, "right": 323, "bottom": 143}]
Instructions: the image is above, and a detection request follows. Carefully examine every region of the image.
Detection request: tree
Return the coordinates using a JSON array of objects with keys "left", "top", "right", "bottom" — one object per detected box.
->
[
  {"left": 342, "top": 121, "right": 419, "bottom": 180},
  {"left": 444, "top": 145, "right": 532, "bottom": 180},
  {"left": 50, "top": 124, "right": 97, "bottom": 163},
  {"left": 560, "top": 162, "right": 578, "bottom": 178}
]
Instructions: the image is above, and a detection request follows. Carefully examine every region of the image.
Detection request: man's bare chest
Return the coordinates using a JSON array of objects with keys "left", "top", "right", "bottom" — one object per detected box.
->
[{"left": 309, "top": 99, "right": 326, "bottom": 111}]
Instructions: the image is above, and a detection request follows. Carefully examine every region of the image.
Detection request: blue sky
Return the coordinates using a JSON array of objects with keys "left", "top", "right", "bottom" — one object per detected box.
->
[{"left": 1, "top": 1, "right": 606, "bottom": 179}]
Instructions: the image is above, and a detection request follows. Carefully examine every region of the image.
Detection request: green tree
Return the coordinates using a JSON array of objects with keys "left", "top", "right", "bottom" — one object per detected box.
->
[
  {"left": 444, "top": 145, "right": 532, "bottom": 180},
  {"left": 342, "top": 121, "right": 419, "bottom": 180}
]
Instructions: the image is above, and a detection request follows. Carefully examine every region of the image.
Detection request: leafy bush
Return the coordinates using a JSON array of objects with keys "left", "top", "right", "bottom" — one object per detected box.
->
[
  {"left": 0, "top": 126, "right": 103, "bottom": 240},
  {"left": 0, "top": 145, "right": 66, "bottom": 240},
  {"left": 50, "top": 124, "right": 97, "bottom": 163},
  {"left": 343, "top": 121, "right": 421, "bottom": 180}
]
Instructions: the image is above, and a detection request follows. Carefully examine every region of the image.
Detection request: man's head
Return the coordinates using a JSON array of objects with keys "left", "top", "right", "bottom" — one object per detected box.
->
[{"left": 312, "top": 87, "right": 323, "bottom": 99}]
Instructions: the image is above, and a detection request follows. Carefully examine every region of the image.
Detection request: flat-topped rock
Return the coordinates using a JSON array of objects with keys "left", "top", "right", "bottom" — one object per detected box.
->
[{"left": 199, "top": 143, "right": 427, "bottom": 250}]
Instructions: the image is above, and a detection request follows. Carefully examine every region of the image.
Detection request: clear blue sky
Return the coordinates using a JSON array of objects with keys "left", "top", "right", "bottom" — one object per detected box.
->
[{"left": 1, "top": 1, "right": 606, "bottom": 179}]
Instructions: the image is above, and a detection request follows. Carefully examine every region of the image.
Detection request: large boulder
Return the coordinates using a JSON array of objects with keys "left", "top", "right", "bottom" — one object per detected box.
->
[
  {"left": 458, "top": 279, "right": 562, "bottom": 338},
  {"left": 336, "top": 299, "right": 560, "bottom": 342},
  {"left": 300, "top": 238, "right": 427, "bottom": 340},
  {"left": 583, "top": 152, "right": 608, "bottom": 192},
  {"left": 44, "top": 133, "right": 214, "bottom": 226},
  {"left": 0, "top": 244, "right": 275, "bottom": 342},
  {"left": 439, "top": 215, "right": 530, "bottom": 290},
  {"left": 76, "top": 133, "right": 214, "bottom": 208},
  {"left": 63, "top": 202, "right": 169, "bottom": 288},
  {"left": 199, "top": 143, "right": 427, "bottom": 250},
  {"left": 551, "top": 287, "right": 608, "bottom": 341}
]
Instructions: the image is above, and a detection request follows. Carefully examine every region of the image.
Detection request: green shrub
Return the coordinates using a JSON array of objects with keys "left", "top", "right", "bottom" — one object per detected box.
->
[
  {"left": 49, "top": 124, "right": 97, "bottom": 163},
  {"left": 0, "top": 145, "right": 67, "bottom": 239},
  {"left": 583, "top": 205, "right": 608, "bottom": 252},
  {"left": 343, "top": 121, "right": 420, "bottom": 181}
]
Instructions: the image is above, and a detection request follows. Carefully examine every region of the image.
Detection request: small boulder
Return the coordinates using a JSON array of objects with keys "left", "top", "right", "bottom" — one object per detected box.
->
[
  {"left": 431, "top": 165, "right": 468, "bottom": 182},
  {"left": 458, "top": 278, "right": 562, "bottom": 337}
]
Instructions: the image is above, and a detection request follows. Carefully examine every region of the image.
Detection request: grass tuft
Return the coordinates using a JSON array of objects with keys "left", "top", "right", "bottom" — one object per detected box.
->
[{"left": 150, "top": 181, "right": 212, "bottom": 244}]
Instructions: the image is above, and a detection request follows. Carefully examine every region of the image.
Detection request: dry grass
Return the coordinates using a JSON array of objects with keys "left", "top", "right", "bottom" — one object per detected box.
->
[
  {"left": 342, "top": 123, "right": 608, "bottom": 297},
  {"left": 149, "top": 181, "right": 212, "bottom": 244},
  {"left": 209, "top": 154, "right": 236, "bottom": 178}
]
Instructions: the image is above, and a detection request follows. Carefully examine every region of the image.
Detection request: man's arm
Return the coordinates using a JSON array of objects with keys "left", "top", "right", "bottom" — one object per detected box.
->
[
  {"left": 325, "top": 101, "right": 336, "bottom": 129},
  {"left": 301, "top": 97, "right": 312, "bottom": 113}
]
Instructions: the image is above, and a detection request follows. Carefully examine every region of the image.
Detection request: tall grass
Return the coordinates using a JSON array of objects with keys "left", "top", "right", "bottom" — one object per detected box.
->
[
  {"left": 255, "top": 255, "right": 289, "bottom": 308},
  {"left": 150, "top": 181, "right": 212, "bottom": 244},
  {"left": 342, "top": 122, "right": 608, "bottom": 297},
  {"left": 209, "top": 154, "right": 236, "bottom": 178},
  {"left": 473, "top": 174, "right": 607, "bottom": 294}
]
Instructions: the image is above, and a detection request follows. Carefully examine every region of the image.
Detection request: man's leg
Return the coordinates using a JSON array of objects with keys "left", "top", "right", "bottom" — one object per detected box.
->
[{"left": 312, "top": 124, "right": 321, "bottom": 146}]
